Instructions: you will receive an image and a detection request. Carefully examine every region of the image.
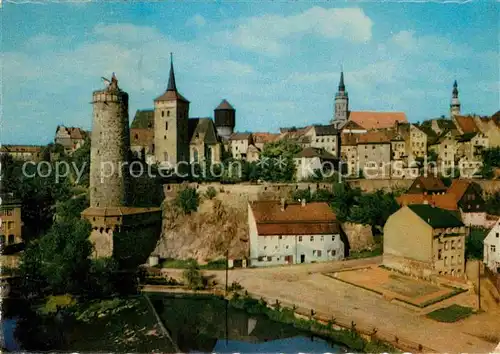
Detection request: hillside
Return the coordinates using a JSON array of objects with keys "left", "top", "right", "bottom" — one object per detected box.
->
[{"left": 153, "top": 196, "right": 249, "bottom": 263}]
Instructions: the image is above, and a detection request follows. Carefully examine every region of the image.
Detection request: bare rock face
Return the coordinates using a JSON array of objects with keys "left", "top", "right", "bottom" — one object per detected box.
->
[
  {"left": 153, "top": 196, "right": 249, "bottom": 263},
  {"left": 341, "top": 222, "right": 375, "bottom": 252}
]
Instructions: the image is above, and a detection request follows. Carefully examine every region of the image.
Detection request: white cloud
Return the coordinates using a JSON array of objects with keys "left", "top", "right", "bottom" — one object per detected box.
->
[
  {"left": 186, "top": 14, "right": 207, "bottom": 27},
  {"left": 217, "top": 7, "right": 373, "bottom": 56}
]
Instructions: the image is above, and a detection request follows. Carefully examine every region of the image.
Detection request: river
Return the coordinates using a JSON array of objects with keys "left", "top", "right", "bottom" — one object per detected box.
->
[{"left": 2, "top": 295, "right": 346, "bottom": 353}]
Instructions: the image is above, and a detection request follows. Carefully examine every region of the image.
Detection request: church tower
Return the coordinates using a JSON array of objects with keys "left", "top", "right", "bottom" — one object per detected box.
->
[
  {"left": 154, "top": 53, "right": 190, "bottom": 168},
  {"left": 332, "top": 70, "right": 349, "bottom": 126},
  {"left": 450, "top": 80, "right": 461, "bottom": 118}
]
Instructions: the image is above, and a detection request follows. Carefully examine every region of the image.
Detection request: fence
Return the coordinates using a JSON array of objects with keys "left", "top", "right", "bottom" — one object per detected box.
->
[{"left": 485, "top": 266, "right": 500, "bottom": 294}]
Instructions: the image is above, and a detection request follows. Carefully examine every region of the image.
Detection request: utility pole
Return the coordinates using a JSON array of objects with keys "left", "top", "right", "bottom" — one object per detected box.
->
[
  {"left": 225, "top": 249, "right": 229, "bottom": 296},
  {"left": 225, "top": 249, "right": 229, "bottom": 346},
  {"left": 478, "top": 261, "right": 481, "bottom": 311}
]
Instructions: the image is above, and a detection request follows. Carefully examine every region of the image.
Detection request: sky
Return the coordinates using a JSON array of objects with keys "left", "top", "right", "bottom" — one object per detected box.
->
[{"left": 2, "top": 0, "right": 499, "bottom": 145}]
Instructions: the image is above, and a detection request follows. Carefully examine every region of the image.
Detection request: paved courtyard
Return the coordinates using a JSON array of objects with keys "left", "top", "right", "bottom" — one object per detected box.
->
[
  {"left": 326, "top": 266, "right": 461, "bottom": 307},
  {"left": 163, "top": 257, "right": 500, "bottom": 353}
]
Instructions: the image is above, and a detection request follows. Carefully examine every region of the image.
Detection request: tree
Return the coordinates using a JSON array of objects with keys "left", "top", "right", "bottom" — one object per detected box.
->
[
  {"left": 329, "top": 183, "right": 361, "bottom": 222},
  {"left": 175, "top": 187, "right": 200, "bottom": 214},
  {"left": 482, "top": 147, "right": 500, "bottom": 167},
  {"left": 182, "top": 261, "right": 205, "bottom": 290},
  {"left": 259, "top": 139, "right": 302, "bottom": 182},
  {"left": 485, "top": 191, "right": 500, "bottom": 215},
  {"left": 18, "top": 219, "right": 93, "bottom": 298},
  {"left": 68, "top": 137, "right": 90, "bottom": 186}
]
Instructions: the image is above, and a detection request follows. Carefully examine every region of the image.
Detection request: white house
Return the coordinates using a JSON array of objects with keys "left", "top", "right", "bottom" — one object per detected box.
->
[
  {"left": 248, "top": 200, "right": 345, "bottom": 267},
  {"left": 293, "top": 147, "right": 339, "bottom": 181},
  {"left": 484, "top": 217, "right": 500, "bottom": 273}
]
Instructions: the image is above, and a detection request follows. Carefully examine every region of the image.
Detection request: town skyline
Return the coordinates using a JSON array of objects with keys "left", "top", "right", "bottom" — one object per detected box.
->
[{"left": 3, "top": 1, "right": 499, "bottom": 145}]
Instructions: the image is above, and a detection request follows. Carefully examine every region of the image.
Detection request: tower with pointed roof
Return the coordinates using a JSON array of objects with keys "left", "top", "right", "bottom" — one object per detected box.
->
[
  {"left": 332, "top": 70, "right": 349, "bottom": 126},
  {"left": 450, "top": 80, "right": 461, "bottom": 118},
  {"left": 214, "top": 99, "right": 236, "bottom": 140},
  {"left": 154, "top": 53, "right": 190, "bottom": 167}
]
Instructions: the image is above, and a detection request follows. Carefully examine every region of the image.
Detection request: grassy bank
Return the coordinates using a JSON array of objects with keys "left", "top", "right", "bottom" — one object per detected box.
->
[
  {"left": 229, "top": 293, "right": 397, "bottom": 353},
  {"left": 426, "top": 304, "right": 475, "bottom": 323},
  {"left": 160, "top": 258, "right": 227, "bottom": 270}
]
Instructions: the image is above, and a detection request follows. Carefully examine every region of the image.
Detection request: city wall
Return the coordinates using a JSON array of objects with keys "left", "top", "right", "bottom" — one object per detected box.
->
[{"left": 164, "top": 179, "right": 500, "bottom": 201}]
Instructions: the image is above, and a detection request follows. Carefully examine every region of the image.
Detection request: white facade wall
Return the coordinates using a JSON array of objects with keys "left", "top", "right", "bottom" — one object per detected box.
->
[
  {"left": 248, "top": 205, "right": 344, "bottom": 267},
  {"left": 231, "top": 139, "right": 250, "bottom": 160},
  {"left": 484, "top": 219, "right": 500, "bottom": 272},
  {"left": 461, "top": 211, "right": 487, "bottom": 227},
  {"left": 294, "top": 156, "right": 323, "bottom": 181}
]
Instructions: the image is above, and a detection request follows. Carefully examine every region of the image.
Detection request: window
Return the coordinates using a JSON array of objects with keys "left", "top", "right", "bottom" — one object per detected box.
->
[
  {"left": 457, "top": 240, "right": 462, "bottom": 249},
  {"left": 164, "top": 135, "right": 167, "bottom": 140},
  {"left": 258, "top": 256, "right": 264, "bottom": 262},
  {"left": 310, "top": 236, "right": 314, "bottom": 242},
  {"left": 331, "top": 250, "right": 336, "bottom": 256},
  {"left": 491, "top": 245, "right": 496, "bottom": 253},
  {"left": 451, "top": 256, "right": 454, "bottom": 265},
  {"left": 451, "top": 240, "right": 455, "bottom": 250},
  {"left": 263, "top": 246, "right": 267, "bottom": 250},
  {"left": 279, "top": 236, "right": 282, "bottom": 240},
  {"left": 286, "top": 245, "right": 289, "bottom": 249},
  {"left": 267, "top": 256, "right": 272, "bottom": 261},
  {"left": 8, "top": 234, "right": 15, "bottom": 244},
  {"left": 161, "top": 111, "right": 164, "bottom": 117},
  {"left": 165, "top": 122, "right": 168, "bottom": 130},
  {"left": 444, "top": 241, "right": 449, "bottom": 250},
  {"left": 332, "top": 235, "right": 335, "bottom": 241},
  {"left": 298, "top": 236, "right": 302, "bottom": 242},
  {"left": 134, "top": 133, "right": 138, "bottom": 139},
  {"left": 313, "top": 250, "right": 316, "bottom": 256},
  {"left": 444, "top": 256, "right": 448, "bottom": 266},
  {"left": 167, "top": 110, "right": 170, "bottom": 117},
  {"left": 438, "top": 249, "right": 442, "bottom": 260},
  {"left": 496, "top": 232, "right": 499, "bottom": 238},
  {"left": 317, "top": 250, "right": 322, "bottom": 257},
  {"left": 320, "top": 236, "right": 324, "bottom": 242}
]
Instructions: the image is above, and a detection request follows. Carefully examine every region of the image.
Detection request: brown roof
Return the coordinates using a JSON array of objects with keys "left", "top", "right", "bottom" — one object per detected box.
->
[
  {"left": 340, "top": 133, "right": 360, "bottom": 146},
  {"left": 411, "top": 176, "right": 447, "bottom": 192},
  {"left": 341, "top": 120, "right": 366, "bottom": 131},
  {"left": 81, "top": 206, "right": 161, "bottom": 217},
  {"left": 357, "top": 131, "right": 391, "bottom": 144},
  {"left": 348, "top": 111, "right": 408, "bottom": 130},
  {"left": 252, "top": 132, "right": 280, "bottom": 144},
  {"left": 454, "top": 116, "right": 479, "bottom": 134},
  {"left": 447, "top": 179, "right": 473, "bottom": 202},
  {"left": 215, "top": 99, "right": 234, "bottom": 110},
  {"left": 130, "top": 128, "right": 154, "bottom": 146},
  {"left": 396, "top": 194, "right": 458, "bottom": 211},
  {"left": 154, "top": 90, "right": 189, "bottom": 103},
  {"left": 229, "top": 132, "right": 252, "bottom": 141},
  {"left": 295, "top": 147, "right": 337, "bottom": 160},
  {"left": 0, "top": 145, "right": 43, "bottom": 153},
  {"left": 250, "top": 201, "right": 340, "bottom": 236}
]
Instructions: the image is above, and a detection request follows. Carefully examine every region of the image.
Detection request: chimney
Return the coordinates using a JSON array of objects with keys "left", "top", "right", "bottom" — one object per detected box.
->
[
  {"left": 301, "top": 198, "right": 306, "bottom": 207},
  {"left": 280, "top": 198, "right": 286, "bottom": 211}
]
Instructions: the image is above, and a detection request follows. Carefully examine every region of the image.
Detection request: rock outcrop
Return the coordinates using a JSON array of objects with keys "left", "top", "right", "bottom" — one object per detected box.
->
[
  {"left": 341, "top": 222, "right": 375, "bottom": 252},
  {"left": 153, "top": 196, "right": 249, "bottom": 262}
]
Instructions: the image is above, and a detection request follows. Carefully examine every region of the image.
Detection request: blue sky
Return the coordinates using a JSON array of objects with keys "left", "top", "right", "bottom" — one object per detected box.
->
[{"left": 2, "top": 1, "right": 499, "bottom": 145}]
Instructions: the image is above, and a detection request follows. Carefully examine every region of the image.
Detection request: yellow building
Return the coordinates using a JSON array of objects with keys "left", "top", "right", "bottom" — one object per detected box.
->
[
  {"left": 0, "top": 194, "right": 22, "bottom": 246},
  {"left": 383, "top": 204, "right": 466, "bottom": 278}
]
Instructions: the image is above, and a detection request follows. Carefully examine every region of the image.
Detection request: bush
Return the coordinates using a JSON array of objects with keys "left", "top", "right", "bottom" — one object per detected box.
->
[
  {"left": 175, "top": 187, "right": 200, "bottom": 214},
  {"left": 39, "top": 294, "right": 77, "bottom": 315},
  {"left": 228, "top": 281, "right": 243, "bottom": 292},
  {"left": 466, "top": 227, "right": 488, "bottom": 260},
  {"left": 205, "top": 186, "right": 217, "bottom": 200},
  {"left": 182, "top": 263, "right": 205, "bottom": 290}
]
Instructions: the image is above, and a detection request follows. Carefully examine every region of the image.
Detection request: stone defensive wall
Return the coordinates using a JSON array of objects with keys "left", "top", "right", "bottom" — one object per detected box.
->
[{"left": 163, "top": 179, "right": 500, "bottom": 201}]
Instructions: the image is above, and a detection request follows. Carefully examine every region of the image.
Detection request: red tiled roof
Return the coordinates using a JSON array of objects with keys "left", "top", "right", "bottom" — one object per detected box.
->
[
  {"left": 357, "top": 131, "right": 391, "bottom": 144},
  {"left": 0, "top": 145, "right": 43, "bottom": 153},
  {"left": 454, "top": 116, "right": 479, "bottom": 134},
  {"left": 250, "top": 201, "right": 339, "bottom": 236},
  {"left": 229, "top": 132, "right": 252, "bottom": 141},
  {"left": 447, "top": 179, "right": 473, "bottom": 202},
  {"left": 396, "top": 194, "right": 458, "bottom": 211},
  {"left": 348, "top": 111, "right": 408, "bottom": 130},
  {"left": 215, "top": 99, "right": 234, "bottom": 110},
  {"left": 252, "top": 132, "right": 280, "bottom": 144},
  {"left": 295, "top": 147, "right": 337, "bottom": 160},
  {"left": 341, "top": 120, "right": 366, "bottom": 131}
]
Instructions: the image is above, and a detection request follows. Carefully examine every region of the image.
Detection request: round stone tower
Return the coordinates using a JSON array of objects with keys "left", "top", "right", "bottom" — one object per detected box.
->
[
  {"left": 214, "top": 99, "right": 235, "bottom": 140},
  {"left": 89, "top": 73, "right": 130, "bottom": 208}
]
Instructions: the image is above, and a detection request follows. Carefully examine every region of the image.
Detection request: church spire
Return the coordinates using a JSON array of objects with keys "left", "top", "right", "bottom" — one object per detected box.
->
[
  {"left": 452, "top": 80, "right": 458, "bottom": 98},
  {"left": 338, "top": 68, "right": 345, "bottom": 92},
  {"left": 167, "top": 52, "right": 177, "bottom": 92}
]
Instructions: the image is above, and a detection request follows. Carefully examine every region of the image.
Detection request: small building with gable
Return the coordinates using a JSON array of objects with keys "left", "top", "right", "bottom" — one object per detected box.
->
[
  {"left": 484, "top": 217, "right": 500, "bottom": 273},
  {"left": 248, "top": 200, "right": 345, "bottom": 267}
]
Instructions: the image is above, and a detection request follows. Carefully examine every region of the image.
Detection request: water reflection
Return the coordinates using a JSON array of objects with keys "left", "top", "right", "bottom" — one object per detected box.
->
[{"left": 150, "top": 294, "right": 343, "bottom": 353}]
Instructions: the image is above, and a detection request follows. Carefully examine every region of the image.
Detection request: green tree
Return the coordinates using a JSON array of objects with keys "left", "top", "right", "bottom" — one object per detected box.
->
[
  {"left": 19, "top": 219, "right": 92, "bottom": 298},
  {"left": 329, "top": 183, "right": 361, "bottom": 222},
  {"left": 182, "top": 261, "right": 205, "bottom": 290},
  {"left": 482, "top": 147, "right": 500, "bottom": 167},
  {"left": 175, "top": 187, "right": 200, "bottom": 214},
  {"left": 349, "top": 190, "right": 399, "bottom": 232},
  {"left": 466, "top": 227, "right": 488, "bottom": 260},
  {"left": 68, "top": 137, "right": 90, "bottom": 186},
  {"left": 259, "top": 139, "right": 301, "bottom": 182},
  {"left": 485, "top": 191, "right": 500, "bottom": 215}
]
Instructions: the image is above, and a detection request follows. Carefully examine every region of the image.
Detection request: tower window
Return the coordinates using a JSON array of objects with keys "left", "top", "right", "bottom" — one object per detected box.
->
[
  {"left": 167, "top": 110, "right": 171, "bottom": 117},
  {"left": 165, "top": 122, "right": 168, "bottom": 130},
  {"left": 161, "top": 111, "right": 164, "bottom": 117},
  {"left": 164, "top": 135, "right": 166, "bottom": 140},
  {"left": 134, "top": 134, "right": 138, "bottom": 139}
]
